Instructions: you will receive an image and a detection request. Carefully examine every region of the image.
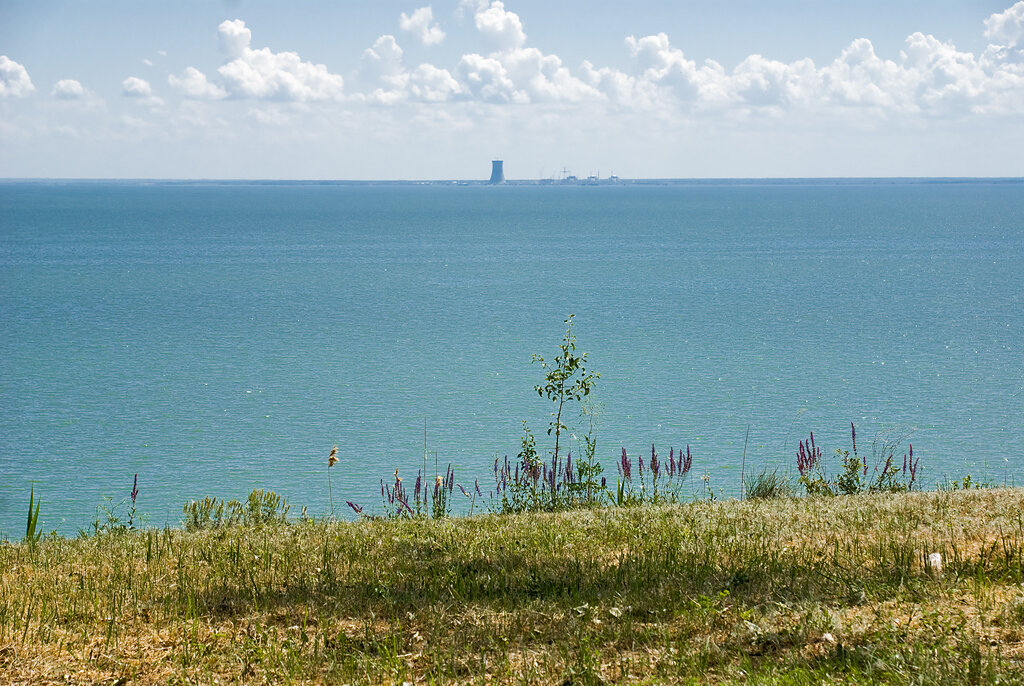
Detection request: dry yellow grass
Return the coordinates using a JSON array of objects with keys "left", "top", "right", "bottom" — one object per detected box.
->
[{"left": 2, "top": 488, "right": 1022, "bottom": 684}]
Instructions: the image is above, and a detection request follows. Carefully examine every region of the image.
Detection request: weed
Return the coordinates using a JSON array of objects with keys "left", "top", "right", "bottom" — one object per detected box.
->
[
  {"left": 24, "top": 486, "right": 41, "bottom": 544},
  {"left": 744, "top": 466, "right": 793, "bottom": 500},
  {"left": 797, "top": 423, "right": 921, "bottom": 496},
  {"left": 327, "top": 445, "right": 338, "bottom": 517},
  {"left": 182, "top": 489, "right": 290, "bottom": 531}
]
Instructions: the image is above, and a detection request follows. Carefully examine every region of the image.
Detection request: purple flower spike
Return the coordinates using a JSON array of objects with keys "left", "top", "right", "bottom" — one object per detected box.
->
[
  {"left": 908, "top": 445, "right": 920, "bottom": 487},
  {"left": 796, "top": 433, "right": 821, "bottom": 476},
  {"left": 131, "top": 474, "right": 139, "bottom": 505},
  {"left": 346, "top": 501, "right": 364, "bottom": 515}
]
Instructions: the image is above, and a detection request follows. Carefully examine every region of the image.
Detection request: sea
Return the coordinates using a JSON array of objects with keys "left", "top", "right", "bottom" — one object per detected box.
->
[{"left": 1, "top": 179, "right": 1022, "bottom": 536}]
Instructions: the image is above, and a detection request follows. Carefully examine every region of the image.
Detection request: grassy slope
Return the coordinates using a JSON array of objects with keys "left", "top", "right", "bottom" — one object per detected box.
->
[{"left": 2, "top": 489, "right": 1023, "bottom": 685}]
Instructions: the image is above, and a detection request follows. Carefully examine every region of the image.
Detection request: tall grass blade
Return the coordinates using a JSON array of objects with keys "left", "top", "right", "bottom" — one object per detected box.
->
[{"left": 25, "top": 486, "right": 41, "bottom": 543}]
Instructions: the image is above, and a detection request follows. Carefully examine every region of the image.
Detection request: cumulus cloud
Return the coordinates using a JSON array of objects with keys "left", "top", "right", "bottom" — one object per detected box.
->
[
  {"left": 121, "top": 76, "right": 164, "bottom": 108},
  {"left": 195, "top": 3, "right": 1024, "bottom": 117},
  {"left": 218, "top": 19, "right": 252, "bottom": 58},
  {"left": 580, "top": 13, "right": 1024, "bottom": 118},
  {"left": 52, "top": 79, "right": 86, "bottom": 99},
  {"left": 361, "top": 35, "right": 406, "bottom": 85},
  {"left": 985, "top": 2, "right": 1024, "bottom": 47},
  {"left": 475, "top": 1, "right": 526, "bottom": 52},
  {"left": 455, "top": 53, "right": 524, "bottom": 102},
  {"left": 624, "top": 33, "right": 727, "bottom": 105},
  {"left": 360, "top": 35, "right": 409, "bottom": 103},
  {"left": 0, "top": 56, "right": 35, "bottom": 97},
  {"left": 121, "top": 76, "right": 153, "bottom": 97},
  {"left": 33, "top": 3, "right": 1022, "bottom": 123},
  {"left": 408, "top": 63, "right": 463, "bottom": 101},
  {"left": 400, "top": 6, "right": 445, "bottom": 46},
  {"left": 358, "top": 34, "right": 465, "bottom": 104},
  {"left": 168, "top": 67, "right": 228, "bottom": 99},
  {"left": 448, "top": 1, "right": 596, "bottom": 104},
  {"left": 216, "top": 19, "right": 344, "bottom": 100},
  {"left": 821, "top": 38, "right": 904, "bottom": 109}
]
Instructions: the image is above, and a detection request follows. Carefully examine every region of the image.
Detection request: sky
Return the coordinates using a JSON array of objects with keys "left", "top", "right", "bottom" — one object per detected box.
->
[{"left": 1, "top": 0, "right": 1023, "bottom": 179}]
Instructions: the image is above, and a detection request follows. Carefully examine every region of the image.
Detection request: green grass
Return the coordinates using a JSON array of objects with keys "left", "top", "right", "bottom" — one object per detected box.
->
[{"left": 2, "top": 488, "right": 1023, "bottom": 684}]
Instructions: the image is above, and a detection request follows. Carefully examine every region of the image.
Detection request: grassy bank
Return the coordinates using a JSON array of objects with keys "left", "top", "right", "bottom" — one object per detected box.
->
[{"left": 2, "top": 489, "right": 1023, "bottom": 684}]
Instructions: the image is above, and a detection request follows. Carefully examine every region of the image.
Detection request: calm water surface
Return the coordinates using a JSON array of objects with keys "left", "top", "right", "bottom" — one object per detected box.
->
[{"left": 1, "top": 180, "right": 1022, "bottom": 535}]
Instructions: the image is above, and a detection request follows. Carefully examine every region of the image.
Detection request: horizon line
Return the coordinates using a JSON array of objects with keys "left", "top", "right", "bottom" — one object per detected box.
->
[{"left": 2, "top": 175, "right": 1023, "bottom": 184}]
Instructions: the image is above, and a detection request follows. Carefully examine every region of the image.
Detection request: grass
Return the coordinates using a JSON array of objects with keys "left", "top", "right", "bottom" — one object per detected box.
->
[{"left": 2, "top": 488, "right": 1023, "bottom": 684}]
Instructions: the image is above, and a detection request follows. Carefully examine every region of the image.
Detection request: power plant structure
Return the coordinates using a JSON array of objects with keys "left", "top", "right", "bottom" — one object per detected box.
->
[{"left": 489, "top": 160, "right": 505, "bottom": 184}]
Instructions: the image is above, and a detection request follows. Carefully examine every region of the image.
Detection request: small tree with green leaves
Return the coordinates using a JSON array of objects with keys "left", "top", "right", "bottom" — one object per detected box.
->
[{"left": 532, "top": 314, "right": 599, "bottom": 463}]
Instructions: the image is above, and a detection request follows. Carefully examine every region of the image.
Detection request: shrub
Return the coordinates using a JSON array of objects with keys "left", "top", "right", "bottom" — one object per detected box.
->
[{"left": 796, "top": 423, "right": 920, "bottom": 496}]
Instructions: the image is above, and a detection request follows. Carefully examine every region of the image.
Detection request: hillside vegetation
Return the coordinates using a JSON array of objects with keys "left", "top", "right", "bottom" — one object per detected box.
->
[{"left": 2, "top": 488, "right": 1024, "bottom": 684}]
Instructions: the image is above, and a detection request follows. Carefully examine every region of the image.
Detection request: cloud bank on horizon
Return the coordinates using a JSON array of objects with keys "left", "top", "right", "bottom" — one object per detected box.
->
[{"left": 1, "top": 1, "right": 1023, "bottom": 177}]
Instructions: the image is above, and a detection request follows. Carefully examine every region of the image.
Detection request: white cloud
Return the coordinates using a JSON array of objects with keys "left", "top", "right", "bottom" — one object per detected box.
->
[
  {"left": 985, "top": 2, "right": 1024, "bottom": 47},
  {"left": 447, "top": 2, "right": 596, "bottom": 104},
  {"left": 456, "top": 53, "right": 525, "bottom": 102},
  {"left": 408, "top": 63, "right": 462, "bottom": 101},
  {"left": 143, "top": 58, "right": 154, "bottom": 67},
  {"left": 475, "top": 1, "right": 526, "bottom": 52},
  {"left": 360, "top": 35, "right": 409, "bottom": 104},
  {"left": 121, "top": 76, "right": 164, "bottom": 108},
  {"left": 52, "top": 79, "right": 86, "bottom": 99},
  {"left": 361, "top": 35, "right": 406, "bottom": 85},
  {"left": 400, "top": 6, "right": 445, "bottom": 46},
  {"left": 358, "top": 34, "right": 465, "bottom": 104},
  {"left": 624, "top": 33, "right": 727, "bottom": 106},
  {"left": 731, "top": 54, "right": 820, "bottom": 109},
  {"left": 121, "top": 76, "right": 153, "bottom": 97},
  {"left": 579, "top": 60, "right": 649, "bottom": 108},
  {"left": 218, "top": 19, "right": 252, "bottom": 58},
  {"left": 502, "top": 47, "right": 598, "bottom": 103},
  {"left": 216, "top": 19, "right": 345, "bottom": 101},
  {"left": 339, "top": 2, "right": 1024, "bottom": 116},
  {"left": 169, "top": 67, "right": 228, "bottom": 99},
  {"left": 0, "top": 56, "right": 35, "bottom": 97},
  {"left": 821, "top": 39, "right": 904, "bottom": 109}
]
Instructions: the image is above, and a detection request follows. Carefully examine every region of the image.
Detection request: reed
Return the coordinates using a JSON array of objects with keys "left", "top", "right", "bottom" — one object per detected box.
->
[{"left": 327, "top": 444, "right": 338, "bottom": 517}]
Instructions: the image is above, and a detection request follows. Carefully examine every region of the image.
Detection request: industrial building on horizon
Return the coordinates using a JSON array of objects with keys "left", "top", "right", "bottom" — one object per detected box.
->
[
  {"left": 489, "top": 160, "right": 505, "bottom": 184},
  {"left": 484, "top": 159, "right": 623, "bottom": 185}
]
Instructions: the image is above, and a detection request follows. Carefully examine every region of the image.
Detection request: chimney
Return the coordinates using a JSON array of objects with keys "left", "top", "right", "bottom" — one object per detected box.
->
[{"left": 489, "top": 160, "right": 505, "bottom": 184}]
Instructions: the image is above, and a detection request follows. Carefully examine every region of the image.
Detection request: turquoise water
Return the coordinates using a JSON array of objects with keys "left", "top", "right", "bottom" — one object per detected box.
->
[{"left": 1, "top": 180, "right": 1022, "bottom": 535}]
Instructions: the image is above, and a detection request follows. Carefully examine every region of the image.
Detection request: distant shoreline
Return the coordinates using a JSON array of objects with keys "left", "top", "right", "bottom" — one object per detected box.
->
[{"left": 2, "top": 176, "right": 1023, "bottom": 187}]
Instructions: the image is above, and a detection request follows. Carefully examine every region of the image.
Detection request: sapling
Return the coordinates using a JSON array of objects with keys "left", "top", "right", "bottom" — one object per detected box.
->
[{"left": 532, "top": 314, "right": 599, "bottom": 463}]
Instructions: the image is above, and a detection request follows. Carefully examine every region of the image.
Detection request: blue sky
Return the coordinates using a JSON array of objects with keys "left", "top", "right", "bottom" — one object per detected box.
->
[{"left": 2, "top": 0, "right": 1023, "bottom": 178}]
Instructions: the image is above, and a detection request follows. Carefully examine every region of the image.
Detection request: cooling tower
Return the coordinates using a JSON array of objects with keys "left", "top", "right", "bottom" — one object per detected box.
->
[{"left": 489, "top": 160, "right": 505, "bottom": 184}]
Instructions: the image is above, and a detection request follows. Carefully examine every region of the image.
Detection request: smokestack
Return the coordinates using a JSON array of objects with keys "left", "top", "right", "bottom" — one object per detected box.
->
[{"left": 489, "top": 160, "right": 505, "bottom": 184}]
